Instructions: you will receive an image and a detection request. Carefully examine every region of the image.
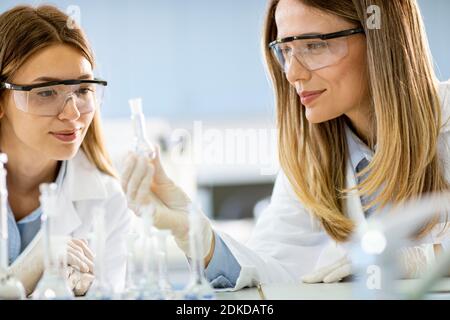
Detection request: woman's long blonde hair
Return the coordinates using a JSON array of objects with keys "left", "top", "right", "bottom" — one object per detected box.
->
[
  {"left": 0, "top": 5, "right": 116, "bottom": 178},
  {"left": 263, "top": 0, "right": 449, "bottom": 241}
]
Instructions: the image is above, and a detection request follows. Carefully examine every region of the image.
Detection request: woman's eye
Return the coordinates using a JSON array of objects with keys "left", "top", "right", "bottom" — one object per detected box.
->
[
  {"left": 306, "top": 42, "right": 328, "bottom": 51},
  {"left": 77, "top": 87, "right": 94, "bottom": 95},
  {"left": 278, "top": 46, "right": 292, "bottom": 58},
  {"left": 37, "top": 90, "right": 57, "bottom": 98},
  {"left": 280, "top": 46, "right": 292, "bottom": 54}
]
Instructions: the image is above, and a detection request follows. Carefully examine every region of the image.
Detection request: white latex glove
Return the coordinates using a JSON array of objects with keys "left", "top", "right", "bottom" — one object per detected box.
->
[
  {"left": 66, "top": 239, "right": 95, "bottom": 296},
  {"left": 399, "top": 244, "right": 436, "bottom": 279},
  {"left": 302, "top": 256, "right": 352, "bottom": 284},
  {"left": 67, "top": 239, "right": 94, "bottom": 273},
  {"left": 301, "top": 245, "right": 435, "bottom": 284},
  {"left": 121, "top": 146, "right": 214, "bottom": 259},
  {"left": 66, "top": 266, "right": 95, "bottom": 296},
  {"left": 9, "top": 236, "right": 95, "bottom": 297}
]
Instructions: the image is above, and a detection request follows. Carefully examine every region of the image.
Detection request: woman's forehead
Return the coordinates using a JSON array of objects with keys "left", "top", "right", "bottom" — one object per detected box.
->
[
  {"left": 275, "top": 0, "right": 355, "bottom": 39},
  {"left": 12, "top": 44, "right": 93, "bottom": 83}
]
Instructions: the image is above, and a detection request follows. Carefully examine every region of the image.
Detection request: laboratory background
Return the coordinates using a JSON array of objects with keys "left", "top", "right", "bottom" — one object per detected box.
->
[{"left": 1, "top": 0, "right": 449, "bottom": 289}]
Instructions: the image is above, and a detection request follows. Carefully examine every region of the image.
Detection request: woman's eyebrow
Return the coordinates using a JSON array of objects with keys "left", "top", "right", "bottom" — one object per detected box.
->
[
  {"left": 277, "top": 31, "right": 324, "bottom": 40},
  {"left": 31, "top": 74, "right": 94, "bottom": 83}
]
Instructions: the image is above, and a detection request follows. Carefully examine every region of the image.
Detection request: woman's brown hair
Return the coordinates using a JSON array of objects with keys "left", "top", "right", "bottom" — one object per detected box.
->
[
  {"left": 262, "top": 0, "right": 448, "bottom": 241},
  {"left": 0, "top": 5, "right": 116, "bottom": 177}
]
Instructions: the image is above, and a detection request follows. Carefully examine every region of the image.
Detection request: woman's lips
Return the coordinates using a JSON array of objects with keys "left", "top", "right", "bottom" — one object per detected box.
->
[
  {"left": 299, "top": 89, "right": 326, "bottom": 105},
  {"left": 50, "top": 129, "right": 81, "bottom": 142}
]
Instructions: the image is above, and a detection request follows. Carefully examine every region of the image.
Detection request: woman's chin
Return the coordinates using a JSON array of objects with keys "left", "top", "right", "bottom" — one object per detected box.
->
[
  {"left": 305, "top": 110, "right": 327, "bottom": 124},
  {"left": 49, "top": 145, "right": 81, "bottom": 161},
  {"left": 305, "top": 108, "right": 339, "bottom": 124}
]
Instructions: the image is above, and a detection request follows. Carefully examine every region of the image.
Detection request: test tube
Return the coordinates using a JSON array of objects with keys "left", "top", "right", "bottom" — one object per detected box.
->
[
  {"left": 0, "top": 153, "right": 26, "bottom": 300},
  {"left": 86, "top": 207, "right": 114, "bottom": 300},
  {"left": 183, "top": 204, "right": 215, "bottom": 300},
  {"left": 33, "top": 183, "right": 73, "bottom": 300},
  {"left": 128, "top": 98, "right": 156, "bottom": 216},
  {"left": 129, "top": 97, "right": 156, "bottom": 159}
]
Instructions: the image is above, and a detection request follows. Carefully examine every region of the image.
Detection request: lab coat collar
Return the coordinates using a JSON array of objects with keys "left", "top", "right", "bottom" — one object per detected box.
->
[
  {"left": 52, "top": 150, "right": 108, "bottom": 236},
  {"left": 64, "top": 149, "right": 108, "bottom": 202},
  {"left": 344, "top": 123, "right": 375, "bottom": 169}
]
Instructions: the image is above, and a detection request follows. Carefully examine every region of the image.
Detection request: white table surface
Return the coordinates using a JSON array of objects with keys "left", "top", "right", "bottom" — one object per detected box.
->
[{"left": 216, "top": 278, "right": 450, "bottom": 300}]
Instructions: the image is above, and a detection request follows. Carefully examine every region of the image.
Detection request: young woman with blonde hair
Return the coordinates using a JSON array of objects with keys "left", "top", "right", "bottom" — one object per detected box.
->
[
  {"left": 122, "top": 0, "right": 450, "bottom": 290},
  {"left": 0, "top": 5, "right": 131, "bottom": 296}
]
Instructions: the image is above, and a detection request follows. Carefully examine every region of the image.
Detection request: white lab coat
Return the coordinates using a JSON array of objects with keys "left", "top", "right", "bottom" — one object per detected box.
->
[
  {"left": 218, "top": 80, "right": 450, "bottom": 291},
  {"left": 46, "top": 150, "right": 132, "bottom": 292}
]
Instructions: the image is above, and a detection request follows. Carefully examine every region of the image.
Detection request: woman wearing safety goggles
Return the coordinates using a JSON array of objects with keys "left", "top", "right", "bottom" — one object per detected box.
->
[
  {"left": 121, "top": 0, "right": 450, "bottom": 292},
  {"left": 0, "top": 5, "right": 131, "bottom": 296}
]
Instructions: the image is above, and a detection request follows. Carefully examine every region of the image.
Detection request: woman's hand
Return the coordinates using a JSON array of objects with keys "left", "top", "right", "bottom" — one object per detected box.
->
[
  {"left": 121, "top": 147, "right": 215, "bottom": 263},
  {"left": 66, "top": 239, "right": 94, "bottom": 296},
  {"left": 301, "top": 243, "right": 438, "bottom": 284},
  {"left": 301, "top": 256, "right": 352, "bottom": 284}
]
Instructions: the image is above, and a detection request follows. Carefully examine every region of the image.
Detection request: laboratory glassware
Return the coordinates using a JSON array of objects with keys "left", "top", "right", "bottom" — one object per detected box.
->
[
  {"left": 129, "top": 97, "right": 156, "bottom": 159},
  {"left": 135, "top": 205, "right": 163, "bottom": 299},
  {"left": 154, "top": 229, "right": 175, "bottom": 299},
  {"left": 0, "top": 153, "right": 26, "bottom": 300},
  {"left": 86, "top": 207, "right": 114, "bottom": 299},
  {"left": 33, "top": 183, "right": 73, "bottom": 300},
  {"left": 122, "top": 205, "right": 162, "bottom": 300},
  {"left": 350, "top": 191, "right": 450, "bottom": 299},
  {"left": 183, "top": 204, "right": 215, "bottom": 300}
]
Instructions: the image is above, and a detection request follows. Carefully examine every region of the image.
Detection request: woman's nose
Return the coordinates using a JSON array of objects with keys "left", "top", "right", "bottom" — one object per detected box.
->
[
  {"left": 58, "top": 95, "right": 81, "bottom": 121},
  {"left": 285, "top": 55, "right": 312, "bottom": 85}
]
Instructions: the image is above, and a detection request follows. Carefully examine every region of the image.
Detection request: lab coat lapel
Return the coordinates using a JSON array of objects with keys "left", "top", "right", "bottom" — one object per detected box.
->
[
  {"left": 52, "top": 189, "right": 81, "bottom": 236},
  {"left": 51, "top": 150, "right": 108, "bottom": 236}
]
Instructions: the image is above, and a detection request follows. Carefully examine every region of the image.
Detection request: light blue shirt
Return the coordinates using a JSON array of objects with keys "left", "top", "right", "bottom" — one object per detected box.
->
[
  {"left": 204, "top": 232, "right": 241, "bottom": 288},
  {"left": 204, "top": 123, "right": 374, "bottom": 288},
  {"left": 7, "top": 161, "right": 67, "bottom": 265}
]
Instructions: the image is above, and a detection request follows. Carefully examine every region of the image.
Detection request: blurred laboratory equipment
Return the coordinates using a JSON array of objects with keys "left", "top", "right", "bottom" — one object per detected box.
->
[
  {"left": 128, "top": 97, "right": 156, "bottom": 216},
  {"left": 86, "top": 207, "right": 114, "bottom": 300},
  {"left": 129, "top": 97, "right": 156, "bottom": 160},
  {"left": 122, "top": 97, "right": 208, "bottom": 300},
  {"left": 408, "top": 243, "right": 450, "bottom": 299},
  {"left": 183, "top": 204, "right": 216, "bottom": 300},
  {"left": 350, "top": 191, "right": 450, "bottom": 299},
  {"left": 154, "top": 229, "right": 175, "bottom": 299},
  {"left": 33, "top": 183, "right": 73, "bottom": 300},
  {"left": 122, "top": 205, "right": 163, "bottom": 300},
  {"left": 0, "top": 153, "right": 26, "bottom": 300},
  {"left": 122, "top": 230, "right": 140, "bottom": 299},
  {"left": 136, "top": 205, "right": 163, "bottom": 299},
  {"left": 122, "top": 97, "right": 160, "bottom": 299}
]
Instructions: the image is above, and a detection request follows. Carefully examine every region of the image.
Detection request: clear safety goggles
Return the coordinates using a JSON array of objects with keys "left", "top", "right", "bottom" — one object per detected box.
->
[
  {"left": 0, "top": 79, "right": 107, "bottom": 116},
  {"left": 269, "top": 28, "right": 365, "bottom": 72}
]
